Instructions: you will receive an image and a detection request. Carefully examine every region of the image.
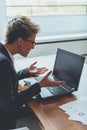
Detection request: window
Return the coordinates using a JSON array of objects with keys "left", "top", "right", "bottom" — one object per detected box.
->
[
  {"left": 0, "top": 0, "right": 87, "bottom": 41},
  {"left": 6, "top": 0, "right": 87, "bottom": 17}
]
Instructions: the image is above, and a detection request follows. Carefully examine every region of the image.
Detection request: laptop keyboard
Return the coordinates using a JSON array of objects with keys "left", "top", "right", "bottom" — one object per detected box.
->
[
  {"left": 46, "top": 83, "right": 74, "bottom": 95},
  {"left": 63, "top": 83, "right": 74, "bottom": 91},
  {"left": 46, "top": 85, "right": 68, "bottom": 95}
]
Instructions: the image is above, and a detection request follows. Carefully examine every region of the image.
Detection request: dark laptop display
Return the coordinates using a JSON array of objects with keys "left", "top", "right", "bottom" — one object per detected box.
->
[
  {"left": 39, "top": 48, "right": 85, "bottom": 98},
  {"left": 53, "top": 48, "right": 85, "bottom": 91}
]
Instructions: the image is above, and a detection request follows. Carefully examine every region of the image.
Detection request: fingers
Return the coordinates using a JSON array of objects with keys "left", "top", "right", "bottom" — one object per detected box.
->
[
  {"left": 45, "top": 71, "right": 52, "bottom": 78},
  {"left": 56, "top": 81, "right": 65, "bottom": 85},
  {"left": 31, "top": 61, "right": 37, "bottom": 67},
  {"left": 48, "top": 80, "right": 64, "bottom": 86},
  {"left": 39, "top": 67, "right": 47, "bottom": 69},
  {"left": 38, "top": 68, "right": 48, "bottom": 73},
  {"left": 43, "top": 68, "right": 48, "bottom": 73}
]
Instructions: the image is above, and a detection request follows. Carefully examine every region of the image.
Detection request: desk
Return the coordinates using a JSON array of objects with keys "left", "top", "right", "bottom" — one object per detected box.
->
[{"left": 15, "top": 54, "right": 87, "bottom": 130}]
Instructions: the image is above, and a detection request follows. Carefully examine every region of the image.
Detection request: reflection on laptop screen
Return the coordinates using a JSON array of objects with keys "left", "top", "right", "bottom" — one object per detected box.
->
[{"left": 53, "top": 48, "right": 85, "bottom": 90}]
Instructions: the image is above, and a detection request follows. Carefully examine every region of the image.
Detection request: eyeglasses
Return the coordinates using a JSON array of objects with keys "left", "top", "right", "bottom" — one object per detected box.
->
[{"left": 25, "top": 39, "right": 36, "bottom": 45}]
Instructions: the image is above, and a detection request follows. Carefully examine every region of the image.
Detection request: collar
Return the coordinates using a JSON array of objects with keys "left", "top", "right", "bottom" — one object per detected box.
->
[{"left": 5, "top": 48, "right": 14, "bottom": 63}]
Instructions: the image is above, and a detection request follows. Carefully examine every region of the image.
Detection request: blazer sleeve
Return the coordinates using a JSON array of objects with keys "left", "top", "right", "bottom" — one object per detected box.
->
[
  {"left": 17, "top": 67, "right": 38, "bottom": 80},
  {"left": 17, "top": 68, "right": 30, "bottom": 80},
  {"left": 16, "top": 68, "right": 41, "bottom": 106},
  {"left": 16, "top": 83, "right": 41, "bottom": 106}
]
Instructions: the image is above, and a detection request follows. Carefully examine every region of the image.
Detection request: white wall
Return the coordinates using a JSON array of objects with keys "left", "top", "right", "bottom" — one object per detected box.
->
[
  {"left": 0, "top": 0, "right": 6, "bottom": 40},
  {"left": 30, "top": 14, "right": 87, "bottom": 36}
]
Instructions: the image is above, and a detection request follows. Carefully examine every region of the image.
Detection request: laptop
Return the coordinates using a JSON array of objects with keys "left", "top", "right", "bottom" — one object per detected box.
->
[
  {"left": 33, "top": 48, "right": 85, "bottom": 98},
  {"left": 24, "top": 48, "right": 85, "bottom": 98}
]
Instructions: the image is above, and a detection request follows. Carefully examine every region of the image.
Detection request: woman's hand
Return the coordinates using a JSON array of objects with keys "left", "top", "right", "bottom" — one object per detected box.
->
[
  {"left": 39, "top": 71, "right": 65, "bottom": 87},
  {"left": 29, "top": 61, "right": 48, "bottom": 75}
]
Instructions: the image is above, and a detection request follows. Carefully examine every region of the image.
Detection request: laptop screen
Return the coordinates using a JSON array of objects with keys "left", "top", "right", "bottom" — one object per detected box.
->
[{"left": 53, "top": 48, "right": 85, "bottom": 90}]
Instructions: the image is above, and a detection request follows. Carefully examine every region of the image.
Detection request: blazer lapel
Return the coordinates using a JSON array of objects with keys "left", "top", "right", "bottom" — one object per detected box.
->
[{"left": 0, "top": 42, "right": 13, "bottom": 63}]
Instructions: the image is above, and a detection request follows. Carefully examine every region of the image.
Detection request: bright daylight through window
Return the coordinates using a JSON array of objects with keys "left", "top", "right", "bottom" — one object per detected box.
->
[{"left": 6, "top": 0, "right": 87, "bottom": 16}]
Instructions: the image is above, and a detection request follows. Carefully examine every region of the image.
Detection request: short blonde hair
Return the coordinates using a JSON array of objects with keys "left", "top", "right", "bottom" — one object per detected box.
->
[{"left": 5, "top": 15, "right": 40, "bottom": 43}]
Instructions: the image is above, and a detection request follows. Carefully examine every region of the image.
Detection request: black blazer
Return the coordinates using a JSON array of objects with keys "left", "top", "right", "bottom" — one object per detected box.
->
[{"left": 0, "top": 42, "right": 41, "bottom": 129}]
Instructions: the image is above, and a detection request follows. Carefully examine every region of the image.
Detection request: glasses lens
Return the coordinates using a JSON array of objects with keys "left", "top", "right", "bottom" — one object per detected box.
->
[{"left": 26, "top": 39, "right": 36, "bottom": 45}]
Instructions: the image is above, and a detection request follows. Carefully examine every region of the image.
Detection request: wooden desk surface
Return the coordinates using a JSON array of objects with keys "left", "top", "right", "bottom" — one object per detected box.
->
[{"left": 28, "top": 94, "right": 87, "bottom": 130}]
